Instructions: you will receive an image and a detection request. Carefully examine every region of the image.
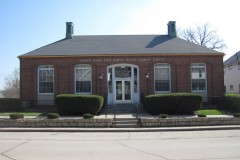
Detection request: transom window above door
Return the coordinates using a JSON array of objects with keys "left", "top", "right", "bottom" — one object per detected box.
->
[{"left": 115, "top": 66, "right": 131, "bottom": 78}]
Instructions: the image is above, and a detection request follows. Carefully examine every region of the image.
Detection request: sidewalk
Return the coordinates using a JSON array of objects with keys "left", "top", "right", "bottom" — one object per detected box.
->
[{"left": 0, "top": 125, "right": 240, "bottom": 132}]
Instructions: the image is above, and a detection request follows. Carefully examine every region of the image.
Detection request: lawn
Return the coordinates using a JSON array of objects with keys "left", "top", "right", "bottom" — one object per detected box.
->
[
  {"left": 197, "top": 109, "right": 227, "bottom": 115},
  {"left": 0, "top": 112, "right": 47, "bottom": 116}
]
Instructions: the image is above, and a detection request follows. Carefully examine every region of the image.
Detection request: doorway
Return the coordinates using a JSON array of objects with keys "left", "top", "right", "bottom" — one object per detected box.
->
[{"left": 115, "top": 80, "right": 131, "bottom": 102}]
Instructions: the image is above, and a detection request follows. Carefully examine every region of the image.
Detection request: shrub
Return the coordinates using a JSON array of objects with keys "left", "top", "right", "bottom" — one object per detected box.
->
[
  {"left": 159, "top": 114, "right": 168, "bottom": 119},
  {"left": 47, "top": 113, "right": 60, "bottom": 119},
  {"left": 10, "top": 113, "right": 24, "bottom": 119},
  {"left": 233, "top": 113, "right": 240, "bottom": 118},
  {"left": 0, "top": 98, "right": 22, "bottom": 112},
  {"left": 56, "top": 94, "right": 104, "bottom": 115},
  {"left": 197, "top": 114, "right": 207, "bottom": 117},
  {"left": 222, "top": 94, "right": 240, "bottom": 112},
  {"left": 145, "top": 93, "right": 202, "bottom": 115},
  {"left": 83, "top": 113, "right": 94, "bottom": 119}
]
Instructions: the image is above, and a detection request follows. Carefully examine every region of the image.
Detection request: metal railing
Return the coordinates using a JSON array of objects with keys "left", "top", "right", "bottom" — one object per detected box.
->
[{"left": 22, "top": 100, "right": 57, "bottom": 112}]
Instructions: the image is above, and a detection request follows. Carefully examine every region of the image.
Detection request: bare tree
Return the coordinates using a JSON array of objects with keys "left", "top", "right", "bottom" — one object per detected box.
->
[
  {"left": 179, "top": 23, "right": 226, "bottom": 51},
  {"left": 2, "top": 68, "right": 20, "bottom": 98}
]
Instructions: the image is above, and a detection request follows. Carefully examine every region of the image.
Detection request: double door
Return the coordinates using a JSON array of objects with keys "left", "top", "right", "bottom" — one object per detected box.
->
[{"left": 115, "top": 80, "right": 131, "bottom": 102}]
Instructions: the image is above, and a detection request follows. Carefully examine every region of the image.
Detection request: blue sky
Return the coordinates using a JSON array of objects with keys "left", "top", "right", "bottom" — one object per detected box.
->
[{"left": 0, "top": 0, "right": 239, "bottom": 90}]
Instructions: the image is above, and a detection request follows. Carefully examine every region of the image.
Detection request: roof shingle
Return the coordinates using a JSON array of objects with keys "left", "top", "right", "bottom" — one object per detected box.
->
[{"left": 19, "top": 35, "right": 223, "bottom": 57}]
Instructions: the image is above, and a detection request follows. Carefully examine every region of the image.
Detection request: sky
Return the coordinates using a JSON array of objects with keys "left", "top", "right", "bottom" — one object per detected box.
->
[{"left": 0, "top": 0, "right": 239, "bottom": 90}]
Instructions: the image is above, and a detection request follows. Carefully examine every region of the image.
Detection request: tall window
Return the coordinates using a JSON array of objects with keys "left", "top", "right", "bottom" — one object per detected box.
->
[
  {"left": 191, "top": 63, "right": 206, "bottom": 92},
  {"left": 75, "top": 64, "right": 92, "bottom": 94},
  {"left": 38, "top": 65, "right": 54, "bottom": 94},
  {"left": 154, "top": 64, "right": 171, "bottom": 92}
]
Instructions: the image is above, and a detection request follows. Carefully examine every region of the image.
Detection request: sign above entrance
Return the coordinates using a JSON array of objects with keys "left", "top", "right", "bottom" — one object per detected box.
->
[{"left": 77, "top": 58, "right": 166, "bottom": 63}]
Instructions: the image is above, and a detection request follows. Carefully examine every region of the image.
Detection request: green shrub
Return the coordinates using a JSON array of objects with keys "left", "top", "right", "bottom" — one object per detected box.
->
[
  {"left": 56, "top": 94, "right": 104, "bottom": 115},
  {"left": 233, "top": 113, "right": 240, "bottom": 118},
  {"left": 83, "top": 113, "right": 94, "bottom": 119},
  {"left": 222, "top": 94, "right": 240, "bottom": 112},
  {"left": 145, "top": 93, "right": 202, "bottom": 115},
  {"left": 0, "top": 98, "right": 21, "bottom": 112},
  {"left": 10, "top": 113, "right": 24, "bottom": 119},
  {"left": 197, "top": 114, "right": 207, "bottom": 117},
  {"left": 159, "top": 114, "right": 168, "bottom": 118},
  {"left": 47, "top": 113, "right": 60, "bottom": 119}
]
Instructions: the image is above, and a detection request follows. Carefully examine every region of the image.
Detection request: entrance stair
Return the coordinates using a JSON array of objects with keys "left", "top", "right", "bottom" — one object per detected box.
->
[{"left": 113, "top": 118, "right": 140, "bottom": 128}]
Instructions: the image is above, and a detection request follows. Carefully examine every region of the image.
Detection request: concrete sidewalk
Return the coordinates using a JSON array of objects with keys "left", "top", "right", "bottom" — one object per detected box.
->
[{"left": 0, "top": 125, "right": 240, "bottom": 132}]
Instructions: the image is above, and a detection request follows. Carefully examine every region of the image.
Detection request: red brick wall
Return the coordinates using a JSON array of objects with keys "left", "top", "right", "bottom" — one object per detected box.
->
[{"left": 19, "top": 55, "right": 224, "bottom": 100}]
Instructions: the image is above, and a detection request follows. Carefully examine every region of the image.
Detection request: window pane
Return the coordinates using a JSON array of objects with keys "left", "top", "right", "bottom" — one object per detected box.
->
[
  {"left": 75, "top": 64, "right": 92, "bottom": 93},
  {"left": 108, "top": 68, "right": 113, "bottom": 93},
  {"left": 115, "top": 66, "right": 131, "bottom": 78},
  {"left": 38, "top": 65, "right": 54, "bottom": 94},
  {"left": 134, "top": 67, "right": 138, "bottom": 93},
  {"left": 191, "top": 64, "right": 206, "bottom": 91},
  {"left": 154, "top": 64, "right": 170, "bottom": 92}
]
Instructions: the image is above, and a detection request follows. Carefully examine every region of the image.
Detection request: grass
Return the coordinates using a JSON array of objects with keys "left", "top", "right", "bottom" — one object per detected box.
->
[
  {"left": 0, "top": 112, "right": 47, "bottom": 116},
  {"left": 197, "top": 109, "right": 227, "bottom": 115}
]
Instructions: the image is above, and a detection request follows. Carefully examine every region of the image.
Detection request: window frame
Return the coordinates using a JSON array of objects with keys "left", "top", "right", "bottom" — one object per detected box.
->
[
  {"left": 190, "top": 63, "right": 207, "bottom": 92},
  {"left": 154, "top": 63, "right": 171, "bottom": 93},
  {"left": 74, "top": 64, "right": 92, "bottom": 94},
  {"left": 38, "top": 65, "right": 54, "bottom": 95}
]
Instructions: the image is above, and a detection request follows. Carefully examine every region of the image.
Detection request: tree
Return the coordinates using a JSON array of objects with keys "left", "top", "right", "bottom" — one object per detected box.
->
[
  {"left": 178, "top": 23, "right": 226, "bottom": 51},
  {"left": 2, "top": 68, "right": 20, "bottom": 98}
]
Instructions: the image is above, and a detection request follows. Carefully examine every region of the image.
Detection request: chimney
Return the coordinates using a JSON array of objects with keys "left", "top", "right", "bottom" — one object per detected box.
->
[
  {"left": 167, "top": 21, "right": 176, "bottom": 38},
  {"left": 66, "top": 22, "right": 74, "bottom": 39}
]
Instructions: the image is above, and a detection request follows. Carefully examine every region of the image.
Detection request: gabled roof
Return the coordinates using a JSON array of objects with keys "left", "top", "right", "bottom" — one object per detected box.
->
[
  {"left": 19, "top": 35, "right": 223, "bottom": 58},
  {"left": 224, "top": 51, "right": 240, "bottom": 65}
]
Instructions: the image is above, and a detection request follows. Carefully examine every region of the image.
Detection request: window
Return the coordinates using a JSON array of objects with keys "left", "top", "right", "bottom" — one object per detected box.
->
[
  {"left": 108, "top": 68, "right": 113, "bottom": 93},
  {"left": 134, "top": 67, "right": 138, "bottom": 93},
  {"left": 228, "top": 65, "right": 232, "bottom": 70},
  {"left": 191, "top": 63, "right": 207, "bottom": 92},
  {"left": 75, "top": 64, "right": 92, "bottom": 94},
  {"left": 154, "top": 64, "right": 171, "bottom": 92},
  {"left": 230, "top": 85, "right": 234, "bottom": 90},
  {"left": 38, "top": 65, "right": 54, "bottom": 94}
]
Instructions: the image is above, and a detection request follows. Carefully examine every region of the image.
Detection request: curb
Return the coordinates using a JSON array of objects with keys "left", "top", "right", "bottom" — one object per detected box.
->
[{"left": 0, "top": 125, "right": 240, "bottom": 132}]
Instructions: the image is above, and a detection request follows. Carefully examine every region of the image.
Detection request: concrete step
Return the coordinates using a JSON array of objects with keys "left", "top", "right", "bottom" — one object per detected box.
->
[{"left": 113, "top": 118, "right": 140, "bottom": 128}]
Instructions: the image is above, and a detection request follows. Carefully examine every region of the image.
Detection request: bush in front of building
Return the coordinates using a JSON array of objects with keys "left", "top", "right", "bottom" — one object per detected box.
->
[
  {"left": 145, "top": 93, "right": 203, "bottom": 115},
  {"left": 9, "top": 113, "right": 24, "bottom": 119},
  {"left": 56, "top": 94, "right": 104, "bottom": 115},
  {"left": 222, "top": 94, "right": 240, "bottom": 112},
  {"left": 0, "top": 98, "right": 22, "bottom": 112},
  {"left": 47, "top": 113, "right": 60, "bottom": 119}
]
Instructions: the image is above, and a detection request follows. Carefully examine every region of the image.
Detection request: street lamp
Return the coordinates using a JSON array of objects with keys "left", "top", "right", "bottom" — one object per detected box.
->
[
  {"left": 145, "top": 73, "right": 149, "bottom": 95},
  {"left": 99, "top": 74, "right": 103, "bottom": 95}
]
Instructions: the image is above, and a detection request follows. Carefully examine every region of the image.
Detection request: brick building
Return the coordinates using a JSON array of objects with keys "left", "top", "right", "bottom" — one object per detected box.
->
[{"left": 18, "top": 21, "right": 224, "bottom": 106}]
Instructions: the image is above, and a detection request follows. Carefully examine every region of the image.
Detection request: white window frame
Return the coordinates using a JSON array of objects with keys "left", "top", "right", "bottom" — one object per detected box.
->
[
  {"left": 191, "top": 63, "right": 207, "bottom": 92},
  {"left": 154, "top": 63, "right": 171, "bottom": 93},
  {"left": 38, "top": 65, "right": 54, "bottom": 95},
  {"left": 74, "top": 64, "right": 92, "bottom": 94}
]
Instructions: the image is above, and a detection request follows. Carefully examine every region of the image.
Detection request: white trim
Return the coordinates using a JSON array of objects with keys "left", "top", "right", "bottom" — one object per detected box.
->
[
  {"left": 154, "top": 63, "right": 171, "bottom": 93},
  {"left": 107, "top": 64, "right": 139, "bottom": 104},
  {"left": 74, "top": 64, "right": 92, "bottom": 94},
  {"left": 38, "top": 65, "right": 54, "bottom": 95}
]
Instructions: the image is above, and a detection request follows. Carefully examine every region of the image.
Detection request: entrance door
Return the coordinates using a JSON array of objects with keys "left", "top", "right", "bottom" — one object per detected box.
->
[{"left": 115, "top": 80, "right": 131, "bottom": 102}]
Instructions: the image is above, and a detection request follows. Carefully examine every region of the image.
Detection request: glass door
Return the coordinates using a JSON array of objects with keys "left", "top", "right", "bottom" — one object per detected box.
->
[{"left": 115, "top": 80, "right": 131, "bottom": 102}]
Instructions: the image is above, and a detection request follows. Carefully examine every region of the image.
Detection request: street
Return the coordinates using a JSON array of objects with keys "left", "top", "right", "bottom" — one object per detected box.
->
[{"left": 0, "top": 130, "right": 240, "bottom": 160}]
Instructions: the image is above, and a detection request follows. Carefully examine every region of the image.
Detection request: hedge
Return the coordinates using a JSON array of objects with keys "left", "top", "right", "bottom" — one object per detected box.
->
[
  {"left": 10, "top": 113, "right": 24, "bottom": 119},
  {"left": 145, "top": 93, "right": 202, "bottom": 115},
  {"left": 222, "top": 94, "right": 240, "bottom": 112},
  {"left": 0, "top": 98, "right": 22, "bottom": 112},
  {"left": 56, "top": 94, "right": 104, "bottom": 115}
]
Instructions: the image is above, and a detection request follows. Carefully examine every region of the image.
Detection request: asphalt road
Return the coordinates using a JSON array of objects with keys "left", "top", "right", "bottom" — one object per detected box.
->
[{"left": 0, "top": 130, "right": 240, "bottom": 160}]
